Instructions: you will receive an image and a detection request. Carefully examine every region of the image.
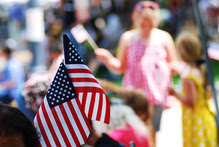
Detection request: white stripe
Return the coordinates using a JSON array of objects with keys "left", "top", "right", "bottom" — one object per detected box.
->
[
  {"left": 79, "top": 93, "right": 83, "bottom": 104},
  {"left": 33, "top": 115, "right": 46, "bottom": 147},
  {"left": 71, "top": 99, "right": 90, "bottom": 136},
  {"left": 63, "top": 101, "right": 84, "bottom": 145},
  {"left": 55, "top": 106, "right": 76, "bottom": 147},
  {"left": 66, "top": 64, "right": 89, "bottom": 70},
  {"left": 44, "top": 99, "right": 66, "bottom": 147},
  {"left": 69, "top": 73, "right": 95, "bottom": 79},
  {"left": 100, "top": 94, "right": 106, "bottom": 123},
  {"left": 38, "top": 104, "right": 56, "bottom": 147},
  {"left": 92, "top": 93, "right": 100, "bottom": 120},
  {"left": 73, "top": 82, "right": 101, "bottom": 89},
  {"left": 85, "top": 92, "right": 92, "bottom": 116}
]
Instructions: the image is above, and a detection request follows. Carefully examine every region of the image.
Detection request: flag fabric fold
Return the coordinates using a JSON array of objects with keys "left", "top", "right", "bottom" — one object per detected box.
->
[
  {"left": 33, "top": 63, "right": 92, "bottom": 147},
  {"left": 63, "top": 34, "right": 110, "bottom": 124}
]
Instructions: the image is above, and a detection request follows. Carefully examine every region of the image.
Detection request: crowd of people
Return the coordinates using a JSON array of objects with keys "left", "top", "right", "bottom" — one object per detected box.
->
[{"left": 0, "top": 0, "right": 218, "bottom": 147}]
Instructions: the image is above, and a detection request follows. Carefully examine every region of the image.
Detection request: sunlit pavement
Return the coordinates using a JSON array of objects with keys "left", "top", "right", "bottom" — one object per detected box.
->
[{"left": 157, "top": 99, "right": 183, "bottom": 147}]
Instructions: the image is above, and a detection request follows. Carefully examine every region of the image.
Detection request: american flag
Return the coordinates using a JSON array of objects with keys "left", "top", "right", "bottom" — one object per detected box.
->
[
  {"left": 63, "top": 34, "right": 110, "bottom": 124},
  {"left": 71, "top": 24, "right": 89, "bottom": 44},
  {"left": 33, "top": 63, "right": 92, "bottom": 147}
]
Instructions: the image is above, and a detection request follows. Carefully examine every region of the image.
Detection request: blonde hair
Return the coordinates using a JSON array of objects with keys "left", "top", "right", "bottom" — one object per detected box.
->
[
  {"left": 176, "top": 32, "right": 202, "bottom": 63},
  {"left": 133, "top": 1, "right": 160, "bottom": 27},
  {"left": 176, "top": 31, "right": 208, "bottom": 87}
]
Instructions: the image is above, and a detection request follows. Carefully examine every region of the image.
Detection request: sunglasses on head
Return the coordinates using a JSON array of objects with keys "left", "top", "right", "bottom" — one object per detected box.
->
[{"left": 135, "top": 2, "right": 159, "bottom": 11}]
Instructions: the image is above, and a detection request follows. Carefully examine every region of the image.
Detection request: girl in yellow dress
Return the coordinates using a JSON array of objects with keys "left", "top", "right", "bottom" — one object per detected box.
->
[{"left": 168, "top": 31, "right": 218, "bottom": 147}]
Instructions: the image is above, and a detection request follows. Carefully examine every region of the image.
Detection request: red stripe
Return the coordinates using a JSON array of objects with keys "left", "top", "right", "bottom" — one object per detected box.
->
[
  {"left": 87, "top": 93, "right": 96, "bottom": 120},
  {"left": 76, "top": 98, "right": 92, "bottom": 131},
  {"left": 75, "top": 87, "right": 104, "bottom": 93},
  {"left": 104, "top": 96, "right": 110, "bottom": 124},
  {"left": 36, "top": 107, "right": 51, "bottom": 147},
  {"left": 81, "top": 92, "right": 87, "bottom": 111},
  {"left": 41, "top": 102, "right": 61, "bottom": 147},
  {"left": 96, "top": 94, "right": 103, "bottom": 121},
  {"left": 59, "top": 104, "right": 80, "bottom": 146},
  {"left": 67, "top": 68, "right": 92, "bottom": 74},
  {"left": 51, "top": 108, "right": 71, "bottom": 147},
  {"left": 67, "top": 100, "right": 88, "bottom": 143},
  {"left": 71, "top": 77, "right": 98, "bottom": 83}
]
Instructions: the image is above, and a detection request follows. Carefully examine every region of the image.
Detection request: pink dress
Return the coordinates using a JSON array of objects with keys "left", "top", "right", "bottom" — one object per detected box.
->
[
  {"left": 123, "top": 40, "right": 171, "bottom": 105},
  {"left": 108, "top": 124, "right": 149, "bottom": 147}
]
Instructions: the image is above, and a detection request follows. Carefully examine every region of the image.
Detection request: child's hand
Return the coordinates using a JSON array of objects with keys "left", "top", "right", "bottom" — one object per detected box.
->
[
  {"left": 168, "top": 87, "right": 176, "bottom": 96},
  {"left": 94, "top": 48, "right": 113, "bottom": 63}
]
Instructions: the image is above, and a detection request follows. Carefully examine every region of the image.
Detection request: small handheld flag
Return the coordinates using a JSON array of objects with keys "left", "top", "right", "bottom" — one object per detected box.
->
[
  {"left": 71, "top": 24, "right": 99, "bottom": 50},
  {"left": 63, "top": 34, "right": 110, "bottom": 124},
  {"left": 33, "top": 63, "right": 91, "bottom": 147}
]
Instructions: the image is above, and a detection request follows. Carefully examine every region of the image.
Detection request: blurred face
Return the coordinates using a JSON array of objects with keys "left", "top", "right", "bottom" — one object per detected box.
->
[
  {"left": 0, "top": 50, "right": 8, "bottom": 60},
  {"left": 136, "top": 15, "right": 154, "bottom": 36}
]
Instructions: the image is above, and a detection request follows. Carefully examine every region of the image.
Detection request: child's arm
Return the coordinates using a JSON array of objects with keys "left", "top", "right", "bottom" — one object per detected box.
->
[
  {"left": 168, "top": 78, "right": 197, "bottom": 107},
  {"left": 94, "top": 31, "right": 130, "bottom": 74}
]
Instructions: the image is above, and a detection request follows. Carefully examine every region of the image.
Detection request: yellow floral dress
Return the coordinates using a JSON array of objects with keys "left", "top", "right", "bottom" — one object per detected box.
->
[{"left": 182, "top": 74, "right": 217, "bottom": 147}]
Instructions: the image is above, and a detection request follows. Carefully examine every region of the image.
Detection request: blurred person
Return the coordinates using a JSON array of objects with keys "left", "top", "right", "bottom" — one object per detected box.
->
[
  {"left": 82, "top": 121, "right": 126, "bottom": 147},
  {"left": 99, "top": 79, "right": 151, "bottom": 124},
  {"left": 93, "top": 98, "right": 150, "bottom": 147},
  {"left": 0, "top": 45, "right": 25, "bottom": 104},
  {"left": 95, "top": 1, "right": 178, "bottom": 145},
  {"left": 47, "top": 39, "right": 64, "bottom": 76},
  {"left": 17, "top": 72, "right": 52, "bottom": 121},
  {"left": 168, "top": 31, "right": 217, "bottom": 146},
  {"left": 0, "top": 102, "right": 39, "bottom": 147},
  {"left": 99, "top": 79, "right": 153, "bottom": 146}
]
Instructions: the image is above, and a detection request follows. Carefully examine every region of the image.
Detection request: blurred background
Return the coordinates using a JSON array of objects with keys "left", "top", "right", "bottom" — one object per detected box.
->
[
  {"left": 0, "top": 0, "right": 218, "bottom": 146},
  {"left": 0, "top": 0, "right": 218, "bottom": 76}
]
